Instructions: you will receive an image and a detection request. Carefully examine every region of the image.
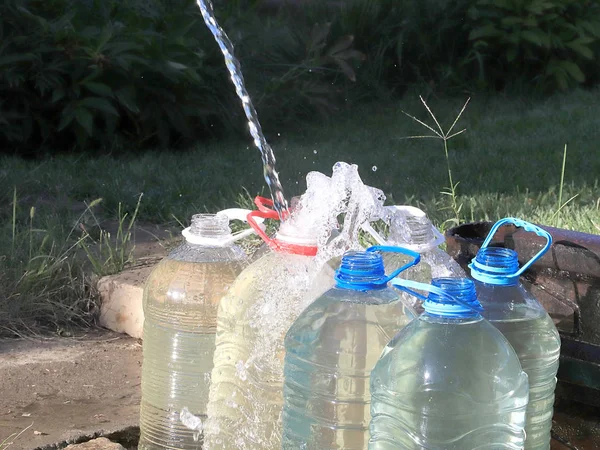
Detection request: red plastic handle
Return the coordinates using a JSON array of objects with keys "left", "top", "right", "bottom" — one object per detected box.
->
[
  {"left": 254, "top": 196, "right": 276, "bottom": 213},
  {"left": 254, "top": 195, "right": 290, "bottom": 220},
  {"left": 246, "top": 196, "right": 317, "bottom": 256},
  {"left": 247, "top": 209, "right": 278, "bottom": 249}
]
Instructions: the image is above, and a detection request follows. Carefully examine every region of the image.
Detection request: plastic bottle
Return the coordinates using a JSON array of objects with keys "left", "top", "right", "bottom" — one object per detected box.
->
[
  {"left": 282, "top": 246, "right": 420, "bottom": 449},
  {"left": 369, "top": 277, "right": 529, "bottom": 449},
  {"left": 468, "top": 218, "right": 561, "bottom": 450},
  {"left": 204, "top": 197, "right": 337, "bottom": 450},
  {"left": 139, "top": 210, "right": 257, "bottom": 450},
  {"left": 362, "top": 205, "right": 464, "bottom": 310}
]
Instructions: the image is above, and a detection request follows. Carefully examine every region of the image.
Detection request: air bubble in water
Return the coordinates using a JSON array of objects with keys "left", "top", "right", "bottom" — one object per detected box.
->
[
  {"left": 313, "top": 150, "right": 318, "bottom": 154},
  {"left": 372, "top": 166, "right": 378, "bottom": 172}
]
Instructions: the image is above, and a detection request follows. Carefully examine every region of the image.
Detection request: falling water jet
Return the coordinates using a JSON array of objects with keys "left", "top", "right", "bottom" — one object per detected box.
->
[{"left": 196, "top": 0, "right": 290, "bottom": 220}]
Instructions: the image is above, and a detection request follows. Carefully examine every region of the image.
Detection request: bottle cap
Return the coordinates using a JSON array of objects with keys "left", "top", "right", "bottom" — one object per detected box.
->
[
  {"left": 392, "top": 277, "right": 483, "bottom": 318},
  {"left": 334, "top": 245, "right": 421, "bottom": 291},
  {"left": 468, "top": 217, "right": 552, "bottom": 286}
]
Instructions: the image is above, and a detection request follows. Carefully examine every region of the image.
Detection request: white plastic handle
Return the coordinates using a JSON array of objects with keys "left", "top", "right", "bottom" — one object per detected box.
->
[
  {"left": 360, "top": 205, "right": 445, "bottom": 253},
  {"left": 182, "top": 208, "right": 265, "bottom": 247}
]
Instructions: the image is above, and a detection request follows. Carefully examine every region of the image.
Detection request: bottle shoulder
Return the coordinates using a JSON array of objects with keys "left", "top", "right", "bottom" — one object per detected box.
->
[
  {"left": 372, "top": 316, "right": 528, "bottom": 402},
  {"left": 286, "top": 290, "right": 413, "bottom": 342},
  {"left": 167, "top": 241, "right": 247, "bottom": 263},
  {"left": 474, "top": 281, "right": 553, "bottom": 322}
]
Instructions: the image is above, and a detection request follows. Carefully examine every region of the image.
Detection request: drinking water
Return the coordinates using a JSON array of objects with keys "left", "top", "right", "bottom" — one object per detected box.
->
[
  {"left": 282, "top": 248, "right": 419, "bottom": 449},
  {"left": 369, "top": 277, "right": 529, "bottom": 449},
  {"left": 139, "top": 212, "right": 250, "bottom": 450},
  {"left": 469, "top": 218, "right": 561, "bottom": 450}
]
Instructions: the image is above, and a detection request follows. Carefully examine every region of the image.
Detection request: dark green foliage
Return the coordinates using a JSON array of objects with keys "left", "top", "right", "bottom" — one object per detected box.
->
[
  {"left": 0, "top": 0, "right": 231, "bottom": 152},
  {"left": 0, "top": 0, "right": 360, "bottom": 154},
  {"left": 301, "top": 0, "right": 473, "bottom": 96},
  {"left": 465, "top": 0, "right": 600, "bottom": 91},
  {"left": 1, "top": 0, "right": 600, "bottom": 155}
]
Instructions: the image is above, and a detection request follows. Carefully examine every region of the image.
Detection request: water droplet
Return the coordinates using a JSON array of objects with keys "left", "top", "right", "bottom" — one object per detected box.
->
[{"left": 372, "top": 166, "right": 378, "bottom": 172}]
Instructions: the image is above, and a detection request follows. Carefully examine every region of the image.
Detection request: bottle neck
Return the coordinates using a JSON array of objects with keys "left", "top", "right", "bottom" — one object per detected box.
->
[
  {"left": 190, "top": 214, "right": 231, "bottom": 236},
  {"left": 469, "top": 247, "right": 520, "bottom": 286},
  {"left": 335, "top": 251, "right": 387, "bottom": 291},
  {"left": 388, "top": 213, "right": 439, "bottom": 251},
  {"left": 423, "top": 278, "right": 482, "bottom": 318},
  {"left": 183, "top": 214, "right": 234, "bottom": 247},
  {"left": 406, "top": 216, "right": 436, "bottom": 245}
]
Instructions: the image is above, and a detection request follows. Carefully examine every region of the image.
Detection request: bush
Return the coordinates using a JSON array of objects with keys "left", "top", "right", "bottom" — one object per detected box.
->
[
  {"left": 0, "top": 0, "right": 362, "bottom": 154},
  {"left": 0, "top": 0, "right": 233, "bottom": 152},
  {"left": 2, "top": 0, "right": 600, "bottom": 155},
  {"left": 302, "top": 0, "right": 472, "bottom": 96},
  {"left": 464, "top": 0, "right": 600, "bottom": 92}
]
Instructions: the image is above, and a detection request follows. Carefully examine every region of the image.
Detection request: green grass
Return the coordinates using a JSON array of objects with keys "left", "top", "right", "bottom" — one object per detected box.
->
[
  {"left": 1, "top": 88, "right": 600, "bottom": 334},
  {"left": 3, "top": 87, "right": 599, "bottom": 228}
]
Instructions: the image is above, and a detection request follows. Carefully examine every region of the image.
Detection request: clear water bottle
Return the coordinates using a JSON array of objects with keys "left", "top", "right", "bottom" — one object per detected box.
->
[
  {"left": 468, "top": 218, "right": 561, "bottom": 450},
  {"left": 139, "top": 210, "right": 256, "bottom": 450},
  {"left": 369, "top": 277, "right": 529, "bottom": 449},
  {"left": 204, "top": 197, "right": 337, "bottom": 450},
  {"left": 362, "top": 205, "right": 464, "bottom": 310},
  {"left": 282, "top": 246, "right": 420, "bottom": 449}
]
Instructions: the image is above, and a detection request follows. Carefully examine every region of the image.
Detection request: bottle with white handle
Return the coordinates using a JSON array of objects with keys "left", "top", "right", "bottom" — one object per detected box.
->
[
  {"left": 139, "top": 209, "right": 259, "bottom": 450},
  {"left": 362, "top": 205, "right": 464, "bottom": 311}
]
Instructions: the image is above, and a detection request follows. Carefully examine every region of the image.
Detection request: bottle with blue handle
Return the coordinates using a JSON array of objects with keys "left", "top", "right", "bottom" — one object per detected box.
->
[
  {"left": 369, "top": 277, "right": 529, "bottom": 449},
  {"left": 468, "top": 218, "right": 561, "bottom": 450},
  {"left": 282, "top": 246, "right": 420, "bottom": 449}
]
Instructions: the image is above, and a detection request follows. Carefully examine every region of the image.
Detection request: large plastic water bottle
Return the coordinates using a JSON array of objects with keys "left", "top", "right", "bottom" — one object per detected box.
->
[
  {"left": 282, "top": 246, "right": 420, "bottom": 449},
  {"left": 362, "top": 205, "right": 464, "bottom": 310},
  {"left": 468, "top": 218, "right": 561, "bottom": 450},
  {"left": 369, "top": 277, "right": 529, "bottom": 449},
  {"left": 204, "top": 197, "right": 337, "bottom": 450},
  {"left": 139, "top": 210, "right": 257, "bottom": 450}
]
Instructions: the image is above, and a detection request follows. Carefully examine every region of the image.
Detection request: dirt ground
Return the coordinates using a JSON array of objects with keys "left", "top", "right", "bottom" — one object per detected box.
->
[
  {"left": 0, "top": 331, "right": 141, "bottom": 450},
  {"left": 0, "top": 329, "right": 598, "bottom": 449}
]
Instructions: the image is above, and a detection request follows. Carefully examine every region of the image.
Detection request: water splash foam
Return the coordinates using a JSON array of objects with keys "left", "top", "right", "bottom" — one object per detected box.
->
[{"left": 280, "top": 162, "right": 386, "bottom": 262}]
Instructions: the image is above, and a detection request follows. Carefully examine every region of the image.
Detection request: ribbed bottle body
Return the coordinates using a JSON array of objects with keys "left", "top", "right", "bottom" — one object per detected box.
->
[
  {"left": 283, "top": 287, "right": 414, "bottom": 449},
  {"left": 204, "top": 251, "right": 334, "bottom": 449},
  {"left": 139, "top": 243, "right": 245, "bottom": 450},
  {"left": 476, "top": 283, "right": 561, "bottom": 450},
  {"left": 369, "top": 314, "right": 529, "bottom": 449}
]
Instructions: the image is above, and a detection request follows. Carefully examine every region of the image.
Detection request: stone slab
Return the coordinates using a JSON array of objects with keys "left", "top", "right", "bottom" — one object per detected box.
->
[
  {"left": 97, "top": 266, "right": 154, "bottom": 340},
  {"left": 64, "top": 437, "right": 125, "bottom": 449},
  {"left": 97, "top": 223, "right": 176, "bottom": 339}
]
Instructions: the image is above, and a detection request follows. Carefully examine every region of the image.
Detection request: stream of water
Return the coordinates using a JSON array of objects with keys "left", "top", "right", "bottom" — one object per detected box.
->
[{"left": 195, "top": 0, "right": 289, "bottom": 220}]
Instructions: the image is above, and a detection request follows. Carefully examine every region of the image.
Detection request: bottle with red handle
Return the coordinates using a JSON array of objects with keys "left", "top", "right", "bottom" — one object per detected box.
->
[{"left": 204, "top": 196, "right": 336, "bottom": 449}]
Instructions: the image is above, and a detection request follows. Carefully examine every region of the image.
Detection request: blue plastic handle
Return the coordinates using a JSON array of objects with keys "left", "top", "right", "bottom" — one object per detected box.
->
[
  {"left": 366, "top": 245, "right": 421, "bottom": 284},
  {"left": 391, "top": 278, "right": 484, "bottom": 313},
  {"left": 480, "top": 217, "right": 552, "bottom": 277}
]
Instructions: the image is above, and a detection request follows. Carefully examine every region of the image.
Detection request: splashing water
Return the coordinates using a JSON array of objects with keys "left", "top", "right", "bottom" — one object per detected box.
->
[
  {"left": 204, "top": 163, "right": 386, "bottom": 449},
  {"left": 279, "top": 161, "right": 386, "bottom": 265},
  {"left": 180, "top": 407, "right": 203, "bottom": 442},
  {"left": 196, "top": 0, "right": 289, "bottom": 219}
]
